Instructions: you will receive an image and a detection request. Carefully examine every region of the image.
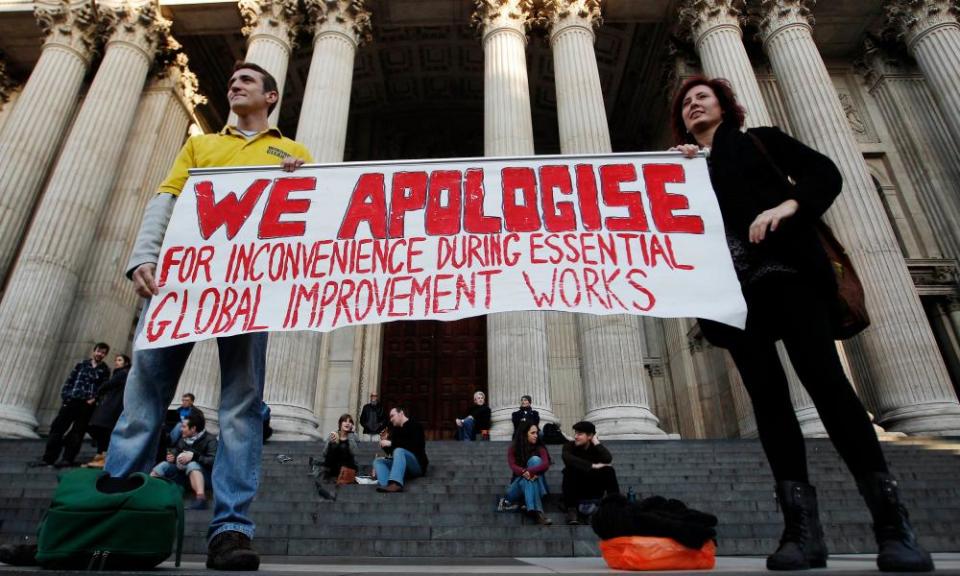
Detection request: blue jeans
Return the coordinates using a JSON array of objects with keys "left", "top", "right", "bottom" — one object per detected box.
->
[
  {"left": 105, "top": 301, "right": 267, "bottom": 542},
  {"left": 505, "top": 456, "right": 548, "bottom": 512},
  {"left": 373, "top": 448, "right": 422, "bottom": 486},
  {"left": 455, "top": 417, "right": 476, "bottom": 441},
  {"left": 152, "top": 460, "right": 211, "bottom": 489}
]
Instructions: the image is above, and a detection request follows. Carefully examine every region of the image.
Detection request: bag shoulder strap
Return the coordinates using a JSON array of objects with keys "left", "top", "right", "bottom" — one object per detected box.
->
[{"left": 746, "top": 131, "right": 795, "bottom": 189}]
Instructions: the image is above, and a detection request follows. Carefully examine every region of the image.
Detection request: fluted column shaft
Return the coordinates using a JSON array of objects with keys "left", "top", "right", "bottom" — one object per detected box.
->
[
  {"left": 0, "top": 0, "right": 174, "bottom": 437},
  {"left": 261, "top": 0, "right": 369, "bottom": 440},
  {"left": 679, "top": 0, "right": 772, "bottom": 127},
  {"left": 475, "top": 0, "right": 556, "bottom": 440},
  {"left": 542, "top": 1, "right": 665, "bottom": 438},
  {"left": 0, "top": 0, "right": 96, "bottom": 287},
  {"left": 759, "top": 0, "right": 960, "bottom": 435},
  {"left": 863, "top": 46, "right": 960, "bottom": 262},
  {"left": 888, "top": 0, "right": 960, "bottom": 147},
  {"left": 38, "top": 66, "right": 198, "bottom": 429}
]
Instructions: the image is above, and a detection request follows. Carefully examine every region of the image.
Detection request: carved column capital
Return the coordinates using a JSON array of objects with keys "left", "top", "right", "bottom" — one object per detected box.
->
[
  {"left": 33, "top": 0, "right": 99, "bottom": 62},
  {"left": 676, "top": 0, "right": 745, "bottom": 46},
  {"left": 536, "top": 0, "right": 603, "bottom": 41},
  {"left": 304, "top": 0, "right": 372, "bottom": 46},
  {"left": 0, "top": 52, "right": 17, "bottom": 106},
  {"left": 472, "top": 0, "right": 534, "bottom": 41},
  {"left": 755, "top": 0, "right": 816, "bottom": 44},
  {"left": 855, "top": 36, "right": 913, "bottom": 89},
  {"left": 163, "top": 52, "right": 208, "bottom": 113},
  {"left": 239, "top": 0, "right": 303, "bottom": 51},
  {"left": 885, "top": 0, "right": 960, "bottom": 49},
  {"left": 98, "top": 0, "right": 178, "bottom": 64}
]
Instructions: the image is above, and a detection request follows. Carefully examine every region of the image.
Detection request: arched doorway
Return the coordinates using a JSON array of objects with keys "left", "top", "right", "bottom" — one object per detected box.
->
[{"left": 379, "top": 317, "right": 487, "bottom": 439}]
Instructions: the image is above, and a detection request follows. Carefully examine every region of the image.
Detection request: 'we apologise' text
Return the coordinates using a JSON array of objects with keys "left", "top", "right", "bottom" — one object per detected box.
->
[{"left": 145, "top": 162, "right": 705, "bottom": 343}]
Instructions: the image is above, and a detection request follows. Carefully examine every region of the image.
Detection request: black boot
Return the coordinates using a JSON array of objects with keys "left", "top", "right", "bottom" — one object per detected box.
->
[
  {"left": 767, "top": 481, "right": 828, "bottom": 571},
  {"left": 206, "top": 531, "right": 260, "bottom": 571},
  {"left": 856, "top": 472, "right": 934, "bottom": 572}
]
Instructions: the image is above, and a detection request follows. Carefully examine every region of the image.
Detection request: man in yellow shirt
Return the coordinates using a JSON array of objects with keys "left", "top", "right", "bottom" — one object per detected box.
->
[{"left": 105, "top": 62, "right": 313, "bottom": 571}]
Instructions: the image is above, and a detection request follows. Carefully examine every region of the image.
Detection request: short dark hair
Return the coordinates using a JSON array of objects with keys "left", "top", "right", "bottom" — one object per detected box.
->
[
  {"left": 183, "top": 393, "right": 196, "bottom": 402},
  {"left": 572, "top": 420, "right": 596, "bottom": 435},
  {"left": 94, "top": 342, "right": 110, "bottom": 352},
  {"left": 184, "top": 407, "right": 206, "bottom": 432},
  {"left": 231, "top": 61, "right": 279, "bottom": 115},
  {"left": 521, "top": 395, "right": 532, "bottom": 403},
  {"left": 391, "top": 406, "right": 406, "bottom": 416},
  {"left": 670, "top": 76, "right": 746, "bottom": 145}
]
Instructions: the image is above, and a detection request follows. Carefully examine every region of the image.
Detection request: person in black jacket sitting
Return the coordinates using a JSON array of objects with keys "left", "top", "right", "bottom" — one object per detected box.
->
[
  {"left": 455, "top": 390, "right": 491, "bottom": 441},
  {"left": 561, "top": 421, "right": 619, "bottom": 525},
  {"left": 511, "top": 395, "right": 540, "bottom": 436},
  {"left": 151, "top": 407, "right": 217, "bottom": 510},
  {"left": 374, "top": 406, "right": 429, "bottom": 493}
]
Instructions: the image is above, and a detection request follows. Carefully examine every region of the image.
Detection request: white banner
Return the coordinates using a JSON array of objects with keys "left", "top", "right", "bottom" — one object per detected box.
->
[{"left": 136, "top": 152, "right": 746, "bottom": 349}]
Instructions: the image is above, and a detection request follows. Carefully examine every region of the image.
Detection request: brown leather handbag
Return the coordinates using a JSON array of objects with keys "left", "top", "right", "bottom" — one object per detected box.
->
[
  {"left": 748, "top": 132, "right": 870, "bottom": 340},
  {"left": 336, "top": 467, "right": 357, "bottom": 486}
]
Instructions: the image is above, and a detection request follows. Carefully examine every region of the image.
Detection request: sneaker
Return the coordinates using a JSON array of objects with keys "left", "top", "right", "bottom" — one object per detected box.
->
[
  {"left": 206, "top": 531, "right": 259, "bottom": 571},
  {"left": 498, "top": 498, "right": 519, "bottom": 512},
  {"left": 189, "top": 498, "right": 209, "bottom": 510},
  {"left": 528, "top": 510, "right": 553, "bottom": 525},
  {"left": 566, "top": 508, "right": 580, "bottom": 525}
]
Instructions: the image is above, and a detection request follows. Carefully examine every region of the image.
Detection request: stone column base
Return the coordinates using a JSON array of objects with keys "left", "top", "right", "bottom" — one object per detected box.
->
[
  {"left": 269, "top": 403, "right": 322, "bottom": 441},
  {"left": 584, "top": 405, "right": 668, "bottom": 440},
  {"left": 0, "top": 405, "right": 40, "bottom": 438},
  {"left": 880, "top": 403, "right": 960, "bottom": 436}
]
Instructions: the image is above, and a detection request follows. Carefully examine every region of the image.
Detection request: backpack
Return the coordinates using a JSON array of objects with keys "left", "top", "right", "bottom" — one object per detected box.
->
[
  {"left": 541, "top": 423, "right": 567, "bottom": 445},
  {"left": 36, "top": 469, "right": 184, "bottom": 570}
]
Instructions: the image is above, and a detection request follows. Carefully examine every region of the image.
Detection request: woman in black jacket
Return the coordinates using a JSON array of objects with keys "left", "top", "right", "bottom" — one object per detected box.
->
[
  {"left": 670, "top": 76, "right": 931, "bottom": 572},
  {"left": 455, "top": 390, "right": 491, "bottom": 441},
  {"left": 83, "top": 354, "right": 130, "bottom": 469}
]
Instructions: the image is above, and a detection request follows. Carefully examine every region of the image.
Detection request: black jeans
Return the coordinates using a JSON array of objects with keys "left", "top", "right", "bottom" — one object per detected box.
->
[
  {"left": 43, "top": 400, "right": 95, "bottom": 464},
  {"left": 89, "top": 425, "right": 112, "bottom": 453},
  {"left": 562, "top": 466, "right": 620, "bottom": 508},
  {"left": 725, "top": 285, "right": 888, "bottom": 484}
]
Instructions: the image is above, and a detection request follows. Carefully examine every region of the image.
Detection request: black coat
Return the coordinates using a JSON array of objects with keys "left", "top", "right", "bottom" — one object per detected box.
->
[
  {"left": 88, "top": 367, "right": 129, "bottom": 429},
  {"left": 698, "top": 122, "right": 842, "bottom": 348}
]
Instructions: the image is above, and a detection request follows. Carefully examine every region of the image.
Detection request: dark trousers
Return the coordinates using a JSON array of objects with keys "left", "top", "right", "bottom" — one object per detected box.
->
[
  {"left": 562, "top": 466, "right": 620, "bottom": 508},
  {"left": 43, "top": 400, "right": 95, "bottom": 464},
  {"left": 726, "top": 286, "right": 888, "bottom": 484},
  {"left": 89, "top": 425, "right": 112, "bottom": 453}
]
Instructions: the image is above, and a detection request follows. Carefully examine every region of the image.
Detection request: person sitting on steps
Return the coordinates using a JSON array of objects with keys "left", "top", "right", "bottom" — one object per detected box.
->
[{"left": 498, "top": 421, "right": 552, "bottom": 525}]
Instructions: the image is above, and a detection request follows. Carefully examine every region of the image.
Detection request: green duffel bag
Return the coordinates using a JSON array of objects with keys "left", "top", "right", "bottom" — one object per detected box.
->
[{"left": 36, "top": 468, "right": 184, "bottom": 570}]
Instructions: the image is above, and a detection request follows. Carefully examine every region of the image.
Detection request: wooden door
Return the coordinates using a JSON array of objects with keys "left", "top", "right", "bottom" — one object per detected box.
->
[{"left": 379, "top": 318, "right": 487, "bottom": 439}]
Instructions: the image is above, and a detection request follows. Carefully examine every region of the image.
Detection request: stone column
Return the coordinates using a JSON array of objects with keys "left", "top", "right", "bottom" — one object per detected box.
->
[
  {"left": 0, "top": 0, "right": 175, "bottom": 438},
  {"left": 540, "top": 0, "right": 665, "bottom": 438},
  {"left": 260, "top": 0, "right": 370, "bottom": 440},
  {"left": 547, "top": 312, "right": 585, "bottom": 429},
  {"left": 758, "top": 0, "right": 960, "bottom": 435},
  {"left": 38, "top": 59, "right": 202, "bottom": 429},
  {"left": 0, "top": 0, "right": 97, "bottom": 287},
  {"left": 886, "top": 0, "right": 960, "bottom": 147},
  {"left": 234, "top": 0, "right": 300, "bottom": 127},
  {"left": 474, "top": 0, "right": 556, "bottom": 439},
  {"left": 677, "top": 0, "right": 772, "bottom": 127},
  {"left": 859, "top": 40, "right": 960, "bottom": 262}
]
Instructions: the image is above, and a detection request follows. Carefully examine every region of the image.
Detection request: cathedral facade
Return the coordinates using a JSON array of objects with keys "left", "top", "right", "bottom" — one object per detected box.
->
[{"left": 1, "top": 0, "right": 959, "bottom": 441}]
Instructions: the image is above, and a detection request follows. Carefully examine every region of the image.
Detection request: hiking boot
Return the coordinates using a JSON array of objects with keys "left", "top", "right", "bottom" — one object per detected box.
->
[
  {"left": 767, "top": 481, "right": 828, "bottom": 571},
  {"left": 856, "top": 473, "right": 934, "bottom": 572},
  {"left": 566, "top": 508, "right": 580, "bottom": 525},
  {"left": 82, "top": 453, "right": 106, "bottom": 469},
  {"left": 206, "top": 531, "right": 259, "bottom": 571},
  {"left": 377, "top": 481, "right": 403, "bottom": 493}
]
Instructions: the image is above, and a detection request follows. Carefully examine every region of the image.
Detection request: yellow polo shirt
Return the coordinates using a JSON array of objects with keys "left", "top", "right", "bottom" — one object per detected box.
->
[{"left": 157, "top": 126, "right": 315, "bottom": 196}]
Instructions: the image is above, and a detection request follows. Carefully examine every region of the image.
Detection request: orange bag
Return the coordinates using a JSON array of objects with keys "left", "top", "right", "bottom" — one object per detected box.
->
[{"left": 599, "top": 536, "right": 716, "bottom": 571}]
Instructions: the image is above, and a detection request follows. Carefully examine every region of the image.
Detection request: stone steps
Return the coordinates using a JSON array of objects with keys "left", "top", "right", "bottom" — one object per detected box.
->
[{"left": 1, "top": 438, "right": 958, "bottom": 557}]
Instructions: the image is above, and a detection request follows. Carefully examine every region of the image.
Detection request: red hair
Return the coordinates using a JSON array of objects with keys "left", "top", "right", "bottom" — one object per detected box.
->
[{"left": 670, "top": 76, "right": 747, "bottom": 144}]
